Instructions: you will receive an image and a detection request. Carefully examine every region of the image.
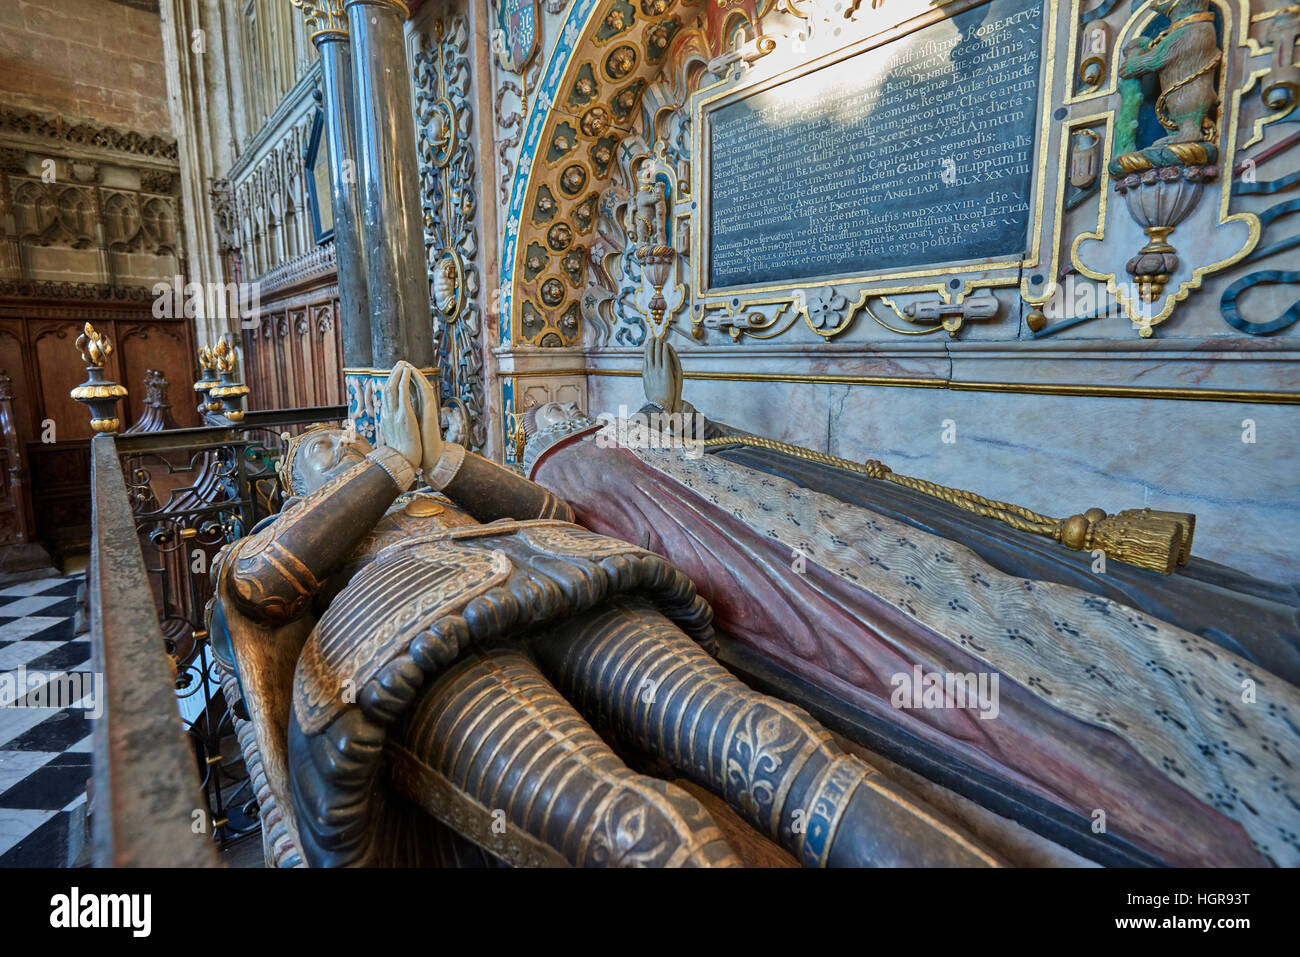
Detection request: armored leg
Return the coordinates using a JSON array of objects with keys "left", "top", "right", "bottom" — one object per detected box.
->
[
  {"left": 386, "top": 644, "right": 742, "bottom": 867},
  {"left": 532, "top": 597, "right": 1000, "bottom": 867}
]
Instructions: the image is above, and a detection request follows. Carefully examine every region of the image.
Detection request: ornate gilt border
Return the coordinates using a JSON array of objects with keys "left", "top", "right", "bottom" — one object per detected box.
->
[
  {"left": 689, "top": 0, "right": 1061, "bottom": 328},
  {"left": 500, "top": 366, "right": 1300, "bottom": 405}
]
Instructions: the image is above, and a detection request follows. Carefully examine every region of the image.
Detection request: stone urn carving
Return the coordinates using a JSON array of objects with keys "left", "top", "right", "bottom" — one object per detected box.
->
[
  {"left": 1112, "top": 157, "right": 1218, "bottom": 303},
  {"left": 635, "top": 243, "right": 674, "bottom": 332}
]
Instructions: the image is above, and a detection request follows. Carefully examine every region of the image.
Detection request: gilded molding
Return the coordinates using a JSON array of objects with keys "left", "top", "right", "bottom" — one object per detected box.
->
[{"left": 500, "top": 366, "right": 1300, "bottom": 405}]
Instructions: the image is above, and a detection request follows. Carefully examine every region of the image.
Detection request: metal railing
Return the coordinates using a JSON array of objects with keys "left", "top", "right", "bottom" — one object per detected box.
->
[{"left": 88, "top": 406, "right": 346, "bottom": 866}]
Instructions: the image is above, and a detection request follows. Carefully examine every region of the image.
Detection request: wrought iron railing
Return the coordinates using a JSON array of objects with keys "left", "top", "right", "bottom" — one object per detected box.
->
[{"left": 88, "top": 405, "right": 346, "bottom": 866}]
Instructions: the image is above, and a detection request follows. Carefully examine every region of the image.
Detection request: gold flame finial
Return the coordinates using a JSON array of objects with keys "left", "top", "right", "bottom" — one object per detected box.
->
[
  {"left": 212, "top": 337, "right": 238, "bottom": 373},
  {"left": 76, "top": 323, "right": 113, "bottom": 367}
]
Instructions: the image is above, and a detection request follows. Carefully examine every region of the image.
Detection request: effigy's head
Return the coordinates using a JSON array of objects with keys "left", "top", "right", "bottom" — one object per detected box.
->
[
  {"left": 278, "top": 424, "right": 372, "bottom": 498},
  {"left": 524, "top": 401, "right": 585, "bottom": 437}
]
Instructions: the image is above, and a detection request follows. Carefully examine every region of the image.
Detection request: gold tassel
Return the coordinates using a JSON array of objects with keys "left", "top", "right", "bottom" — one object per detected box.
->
[{"left": 1057, "top": 508, "right": 1195, "bottom": 575}]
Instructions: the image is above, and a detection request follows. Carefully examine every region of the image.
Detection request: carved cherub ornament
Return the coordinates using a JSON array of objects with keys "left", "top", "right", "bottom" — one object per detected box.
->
[{"left": 632, "top": 159, "right": 667, "bottom": 247}]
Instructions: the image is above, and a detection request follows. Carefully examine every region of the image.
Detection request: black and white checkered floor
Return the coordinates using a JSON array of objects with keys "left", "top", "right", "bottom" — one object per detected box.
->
[{"left": 0, "top": 576, "right": 91, "bottom": 867}]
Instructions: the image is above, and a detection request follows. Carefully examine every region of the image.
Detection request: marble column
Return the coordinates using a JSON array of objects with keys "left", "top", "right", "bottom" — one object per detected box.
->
[
  {"left": 312, "top": 28, "right": 372, "bottom": 368},
  {"left": 346, "top": 0, "right": 435, "bottom": 370}
]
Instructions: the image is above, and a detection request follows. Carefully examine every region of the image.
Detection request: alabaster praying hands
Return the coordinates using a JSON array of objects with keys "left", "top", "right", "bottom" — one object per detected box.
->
[{"left": 210, "top": 362, "right": 996, "bottom": 868}]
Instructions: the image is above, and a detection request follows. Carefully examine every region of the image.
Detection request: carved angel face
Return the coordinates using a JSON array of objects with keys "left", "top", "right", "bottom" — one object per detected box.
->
[
  {"left": 433, "top": 258, "right": 458, "bottom": 314},
  {"left": 441, "top": 402, "right": 468, "bottom": 446}
]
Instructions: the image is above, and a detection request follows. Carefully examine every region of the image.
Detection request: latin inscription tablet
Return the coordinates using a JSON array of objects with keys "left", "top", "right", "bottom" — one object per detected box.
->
[{"left": 707, "top": 0, "right": 1043, "bottom": 290}]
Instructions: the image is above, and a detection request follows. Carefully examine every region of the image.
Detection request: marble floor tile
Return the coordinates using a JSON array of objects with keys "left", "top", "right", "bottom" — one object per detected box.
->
[
  {"left": 0, "top": 706, "right": 57, "bottom": 749},
  {"left": 0, "top": 641, "right": 66, "bottom": 671},
  {"left": 0, "top": 753, "right": 92, "bottom": 810},
  {"left": 0, "top": 617, "right": 67, "bottom": 642},
  {"left": 0, "top": 810, "right": 70, "bottom": 866},
  {"left": 0, "top": 579, "right": 73, "bottom": 599},
  {"left": 1, "top": 710, "right": 90, "bottom": 753},
  {"left": 0, "top": 808, "right": 57, "bottom": 858},
  {"left": 0, "top": 596, "right": 68, "bottom": 617},
  {"left": 24, "top": 642, "right": 91, "bottom": 673},
  {"left": 0, "top": 750, "right": 57, "bottom": 795}
]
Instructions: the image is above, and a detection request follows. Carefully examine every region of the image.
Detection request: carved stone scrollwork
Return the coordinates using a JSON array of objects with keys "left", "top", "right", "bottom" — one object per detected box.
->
[
  {"left": 140, "top": 169, "right": 177, "bottom": 194},
  {"left": 415, "top": 15, "right": 486, "bottom": 452},
  {"left": 0, "top": 106, "right": 179, "bottom": 162}
]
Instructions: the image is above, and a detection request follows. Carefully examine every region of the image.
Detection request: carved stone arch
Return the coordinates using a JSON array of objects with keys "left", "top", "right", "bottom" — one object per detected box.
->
[
  {"left": 140, "top": 196, "right": 177, "bottom": 255},
  {"left": 55, "top": 186, "right": 96, "bottom": 247},
  {"left": 102, "top": 191, "right": 141, "bottom": 249},
  {"left": 11, "top": 181, "right": 53, "bottom": 239},
  {"left": 502, "top": 0, "right": 744, "bottom": 347}
]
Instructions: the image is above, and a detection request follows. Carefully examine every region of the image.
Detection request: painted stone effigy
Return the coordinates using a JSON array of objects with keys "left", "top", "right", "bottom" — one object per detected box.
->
[
  {"left": 208, "top": 362, "right": 999, "bottom": 867},
  {"left": 527, "top": 340, "right": 1300, "bottom": 867}
]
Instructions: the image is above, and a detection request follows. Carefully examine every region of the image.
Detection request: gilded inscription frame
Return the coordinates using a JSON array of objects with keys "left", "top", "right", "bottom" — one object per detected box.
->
[{"left": 689, "top": 0, "right": 1061, "bottom": 339}]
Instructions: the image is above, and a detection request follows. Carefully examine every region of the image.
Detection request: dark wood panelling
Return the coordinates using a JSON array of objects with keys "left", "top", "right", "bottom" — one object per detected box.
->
[
  {"left": 241, "top": 294, "right": 344, "bottom": 412},
  {"left": 0, "top": 291, "right": 199, "bottom": 557}
]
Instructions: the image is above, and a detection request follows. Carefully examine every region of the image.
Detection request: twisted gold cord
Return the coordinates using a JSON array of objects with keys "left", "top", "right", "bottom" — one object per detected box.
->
[
  {"left": 698, "top": 435, "right": 1194, "bottom": 574},
  {"left": 701, "top": 436, "right": 1060, "bottom": 535}
]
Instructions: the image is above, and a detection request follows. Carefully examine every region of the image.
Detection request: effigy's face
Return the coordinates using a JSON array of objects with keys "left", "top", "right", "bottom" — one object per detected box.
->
[
  {"left": 294, "top": 428, "right": 371, "bottom": 494},
  {"left": 533, "top": 401, "right": 583, "bottom": 432}
]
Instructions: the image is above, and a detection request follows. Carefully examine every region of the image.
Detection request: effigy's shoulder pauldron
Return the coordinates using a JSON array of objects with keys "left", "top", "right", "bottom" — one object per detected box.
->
[{"left": 293, "top": 519, "right": 715, "bottom": 737}]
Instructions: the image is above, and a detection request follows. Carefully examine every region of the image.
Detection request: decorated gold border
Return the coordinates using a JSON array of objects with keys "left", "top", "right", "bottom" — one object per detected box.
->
[
  {"left": 690, "top": 0, "right": 1060, "bottom": 320},
  {"left": 499, "top": 367, "right": 1300, "bottom": 405},
  {"left": 509, "top": 0, "right": 696, "bottom": 348}
]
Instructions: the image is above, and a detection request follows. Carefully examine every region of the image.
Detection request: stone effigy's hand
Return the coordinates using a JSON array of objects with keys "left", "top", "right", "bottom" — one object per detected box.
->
[
  {"left": 643, "top": 337, "right": 683, "bottom": 414},
  {"left": 381, "top": 362, "right": 422, "bottom": 469},
  {"left": 408, "top": 365, "right": 446, "bottom": 477}
]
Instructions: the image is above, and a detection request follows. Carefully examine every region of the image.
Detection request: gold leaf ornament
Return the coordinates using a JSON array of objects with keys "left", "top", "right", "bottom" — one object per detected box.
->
[{"left": 75, "top": 323, "right": 112, "bottom": 367}]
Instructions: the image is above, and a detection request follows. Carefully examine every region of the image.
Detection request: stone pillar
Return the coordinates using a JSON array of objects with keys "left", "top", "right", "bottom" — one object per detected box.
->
[
  {"left": 346, "top": 0, "right": 435, "bottom": 369},
  {"left": 292, "top": 2, "right": 373, "bottom": 368},
  {"left": 158, "top": 0, "right": 240, "bottom": 349}
]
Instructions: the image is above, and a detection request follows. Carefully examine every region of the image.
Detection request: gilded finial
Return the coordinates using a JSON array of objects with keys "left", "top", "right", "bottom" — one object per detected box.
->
[
  {"left": 76, "top": 323, "right": 113, "bottom": 367},
  {"left": 513, "top": 418, "right": 527, "bottom": 462},
  {"left": 71, "top": 323, "right": 127, "bottom": 434},
  {"left": 289, "top": 0, "right": 348, "bottom": 38},
  {"left": 213, "top": 337, "right": 238, "bottom": 374},
  {"left": 207, "top": 337, "right": 250, "bottom": 422},
  {"left": 194, "top": 345, "right": 222, "bottom": 412}
]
